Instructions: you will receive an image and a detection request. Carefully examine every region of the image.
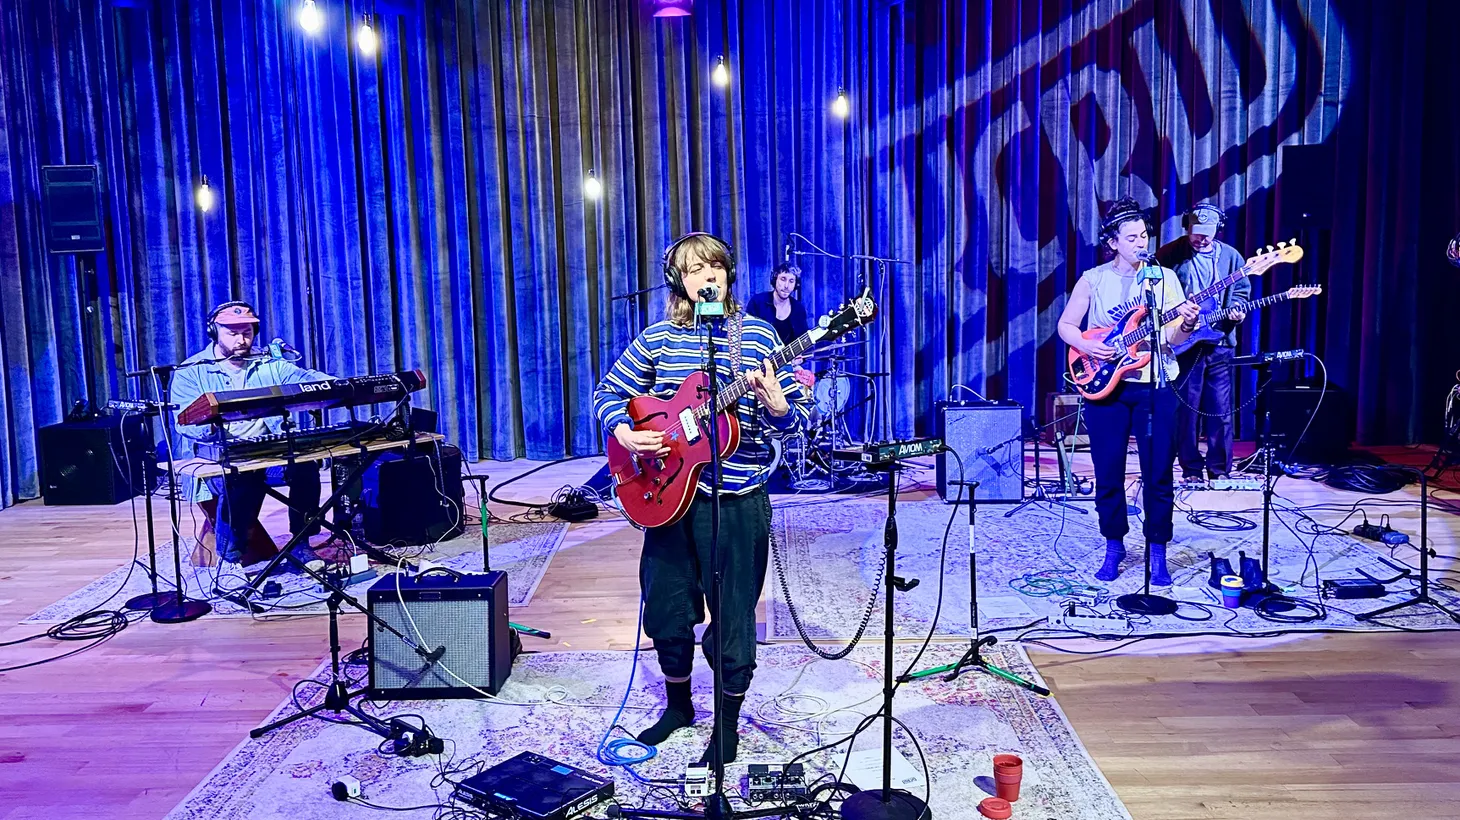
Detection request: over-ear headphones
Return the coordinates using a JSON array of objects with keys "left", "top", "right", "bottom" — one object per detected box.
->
[
  {"left": 206, "top": 300, "right": 261, "bottom": 341},
  {"left": 1183, "top": 203, "right": 1226, "bottom": 230},
  {"left": 662, "top": 231, "right": 735, "bottom": 298}
]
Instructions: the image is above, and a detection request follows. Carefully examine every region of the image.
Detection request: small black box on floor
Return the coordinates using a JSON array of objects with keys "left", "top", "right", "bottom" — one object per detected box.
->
[
  {"left": 341, "top": 442, "right": 464, "bottom": 546},
  {"left": 935, "top": 400, "right": 1025, "bottom": 503},
  {"left": 1256, "top": 382, "right": 1353, "bottom": 464},
  {"left": 39, "top": 414, "right": 148, "bottom": 505},
  {"left": 453, "top": 751, "right": 615, "bottom": 820},
  {"left": 367, "top": 570, "right": 513, "bottom": 698}
]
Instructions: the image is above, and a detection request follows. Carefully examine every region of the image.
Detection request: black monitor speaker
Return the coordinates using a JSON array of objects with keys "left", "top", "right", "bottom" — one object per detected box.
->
[{"left": 40, "top": 165, "right": 105, "bottom": 254}]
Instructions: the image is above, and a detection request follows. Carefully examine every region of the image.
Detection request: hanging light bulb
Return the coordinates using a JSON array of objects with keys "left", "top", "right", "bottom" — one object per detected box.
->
[
  {"left": 831, "top": 89, "right": 850, "bottom": 119},
  {"left": 711, "top": 56, "right": 730, "bottom": 88},
  {"left": 196, "top": 176, "right": 215, "bottom": 213},
  {"left": 357, "top": 15, "right": 378, "bottom": 57},
  {"left": 583, "top": 170, "right": 603, "bottom": 201},
  {"left": 297, "top": 0, "right": 323, "bottom": 35}
]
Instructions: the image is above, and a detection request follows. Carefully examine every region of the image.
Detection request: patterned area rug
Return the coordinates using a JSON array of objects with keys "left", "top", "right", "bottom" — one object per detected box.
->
[
  {"left": 164, "top": 642, "right": 1129, "bottom": 819},
  {"left": 767, "top": 496, "right": 1460, "bottom": 641},
  {"left": 22, "top": 521, "right": 567, "bottom": 623}
]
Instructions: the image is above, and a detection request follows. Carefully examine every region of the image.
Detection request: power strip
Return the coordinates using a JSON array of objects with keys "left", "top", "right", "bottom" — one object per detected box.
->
[
  {"left": 1049, "top": 607, "right": 1133, "bottom": 634},
  {"left": 1353, "top": 522, "right": 1410, "bottom": 546}
]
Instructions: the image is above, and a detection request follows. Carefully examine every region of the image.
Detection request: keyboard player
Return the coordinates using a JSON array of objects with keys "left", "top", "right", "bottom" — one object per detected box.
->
[{"left": 170, "top": 300, "right": 335, "bottom": 589}]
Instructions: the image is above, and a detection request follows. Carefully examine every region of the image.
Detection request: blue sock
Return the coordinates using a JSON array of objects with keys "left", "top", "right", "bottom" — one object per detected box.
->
[
  {"left": 1150, "top": 543, "right": 1172, "bottom": 586},
  {"left": 1095, "top": 539, "right": 1125, "bottom": 582}
]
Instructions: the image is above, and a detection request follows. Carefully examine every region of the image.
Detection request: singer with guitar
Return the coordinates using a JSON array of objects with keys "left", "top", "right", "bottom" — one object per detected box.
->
[
  {"left": 592, "top": 232, "right": 812, "bottom": 766},
  {"left": 170, "top": 300, "right": 335, "bottom": 592},
  {"left": 1155, "top": 203, "right": 1249, "bottom": 482},
  {"left": 1057, "top": 199, "right": 1200, "bottom": 586}
]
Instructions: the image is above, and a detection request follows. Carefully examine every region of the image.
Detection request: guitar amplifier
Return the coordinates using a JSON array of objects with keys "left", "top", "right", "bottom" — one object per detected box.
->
[
  {"left": 367, "top": 570, "right": 514, "bottom": 699},
  {"left": 39, "top": 415, "right": 149, "bottom": 505},
  {"left": 934, "top": 401, "right": 1025, "bottom": 503}
]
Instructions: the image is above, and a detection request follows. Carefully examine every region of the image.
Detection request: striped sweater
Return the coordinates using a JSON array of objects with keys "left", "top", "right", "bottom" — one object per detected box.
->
[{"left": 593, "top": 315, "right": 813, "bottom": 495}]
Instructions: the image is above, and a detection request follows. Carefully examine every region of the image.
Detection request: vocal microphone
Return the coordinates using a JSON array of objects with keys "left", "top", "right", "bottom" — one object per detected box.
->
[
  {"left": 697, "top": 284, "right": 721, "bottom": 301},
  {"left": 783, "top": 239, "right": 793, "bottom": 266},
  {"left": 267, "top": 337, "right": 303, "bottom": 362}
]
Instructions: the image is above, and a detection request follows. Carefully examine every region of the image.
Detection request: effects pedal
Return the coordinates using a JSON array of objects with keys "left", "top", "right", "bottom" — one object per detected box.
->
[
  {"left": 746, "top": 763, "right": 808, "bottom": 799},
  {"left": 684, "top": 763, "right": 711, "bottom": 799},
  {"left": 1321, "top": 578, "right": 1387, "bottom": 599},
  {"left": 548, "top": 489, "right": 598, "bottom": 522}
]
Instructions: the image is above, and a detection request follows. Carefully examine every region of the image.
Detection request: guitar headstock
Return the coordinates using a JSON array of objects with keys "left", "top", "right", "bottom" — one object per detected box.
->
[
  {"left": 1244, "top": 241, "right": 1305, "bottom": 275},
  {"left": 807, "top": 288, "right": 878, "bottom": 345},
  {"left": 1284, "top": 284, "right": 1322, "bottom": 299}
]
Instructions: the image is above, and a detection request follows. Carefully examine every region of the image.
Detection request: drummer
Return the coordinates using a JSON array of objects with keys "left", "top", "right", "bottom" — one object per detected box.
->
[{"left": 746, "top": 262, "right": 816, "bottom": 391}]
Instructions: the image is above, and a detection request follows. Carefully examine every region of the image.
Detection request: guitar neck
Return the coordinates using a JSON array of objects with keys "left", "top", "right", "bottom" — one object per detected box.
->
[
  {"left": 709, "top": 332, "right": 814, "bottom": 415},
  {"left": 1232, "top": 291, "right": 1295, "bottom": 312},
  {"left": 1188, "top": 262, "right": 1253, "bottom": 305}
]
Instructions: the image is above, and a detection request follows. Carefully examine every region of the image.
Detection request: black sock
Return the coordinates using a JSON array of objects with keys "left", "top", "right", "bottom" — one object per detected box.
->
[
  {"left": 698, "top": 692, "right": 744, "bottom": 766},
  {"left": 637, "top": 679, "right": 697, "bottom": 746}
]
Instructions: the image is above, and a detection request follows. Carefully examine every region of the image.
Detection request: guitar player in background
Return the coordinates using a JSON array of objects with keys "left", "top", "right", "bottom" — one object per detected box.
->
[
  {"left": 591, "top": 232, "right": 812, "bottom": 766},
  {"left": 170, "top": 300, "right": 335, "bottom": 593},
  {"left": 1155, "top": 203, "right": 1250, "bottom": 483},
  {"left": 1057, "top": 199, "right": 1201, "bottom": 587}
]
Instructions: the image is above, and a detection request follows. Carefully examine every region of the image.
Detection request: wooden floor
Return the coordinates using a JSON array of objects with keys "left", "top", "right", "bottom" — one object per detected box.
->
[{"left": 2, "top": 450, "right": 1458, "bottom": 820}]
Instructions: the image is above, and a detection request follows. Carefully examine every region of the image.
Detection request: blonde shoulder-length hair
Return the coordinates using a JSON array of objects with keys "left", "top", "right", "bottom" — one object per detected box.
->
[{"left": 665, "top": 233, "right": 742, "bottom": 326}]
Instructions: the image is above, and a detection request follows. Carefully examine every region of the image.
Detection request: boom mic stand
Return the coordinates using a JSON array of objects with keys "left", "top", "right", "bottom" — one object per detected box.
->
[{"left": 1357, "top": 466, "right": 1459, "bottom": 623}]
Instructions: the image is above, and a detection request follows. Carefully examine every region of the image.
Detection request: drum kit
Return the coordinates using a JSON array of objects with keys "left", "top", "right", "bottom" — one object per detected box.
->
[{"left": 771, "top": 337, "right": 885, "bottom": 490}]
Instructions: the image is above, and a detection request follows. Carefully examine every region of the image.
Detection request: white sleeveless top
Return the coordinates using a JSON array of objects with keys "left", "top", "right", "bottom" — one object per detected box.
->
[{"left": 1081, "top": 261, "right": 1186, "bottom": 384}]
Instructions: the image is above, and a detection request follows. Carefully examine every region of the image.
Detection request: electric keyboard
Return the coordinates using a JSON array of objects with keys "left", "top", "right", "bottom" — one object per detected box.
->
[
  {"left": 194, "top": 420, "right": 380, "bottom": 463},
  {"left": 177, "top": 369, "right": 427, "bottom": 426}
]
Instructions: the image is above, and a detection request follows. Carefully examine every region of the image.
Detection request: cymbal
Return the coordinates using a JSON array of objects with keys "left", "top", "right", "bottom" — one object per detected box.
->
[{"left": 805, "top": 337, "right": 858, "bottom": 353}]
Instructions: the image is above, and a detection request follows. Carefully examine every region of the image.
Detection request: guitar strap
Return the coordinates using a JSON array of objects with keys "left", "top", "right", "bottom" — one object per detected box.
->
[{"left": 728, "top": 311, "right": 744, "bottom": 373}]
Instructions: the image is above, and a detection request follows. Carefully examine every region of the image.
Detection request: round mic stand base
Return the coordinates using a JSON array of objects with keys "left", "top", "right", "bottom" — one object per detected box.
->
[
  {"left": 150, "top": 596, "right": 213, "bottom": 623},
  {"left": 1114, "top": 592, "right": 1178, "bottom": 617},
  {"left": 840, "top": 789, "right": 929, "bottom": 820}
]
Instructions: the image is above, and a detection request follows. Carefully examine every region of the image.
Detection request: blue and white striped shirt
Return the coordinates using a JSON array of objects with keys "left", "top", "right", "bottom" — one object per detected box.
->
[{"left": 593, "top": 316, "right": 813, "bottom": 495}]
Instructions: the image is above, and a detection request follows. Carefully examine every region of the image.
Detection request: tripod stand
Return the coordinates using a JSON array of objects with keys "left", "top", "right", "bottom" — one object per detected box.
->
[
  {"left": 1357, "top": 467, "right": 1460, "bottom": 623},
  {"left": 903, "top": 480, "right": 1050, "bottom": 696},
  {"left": 250, "top": 589, "right": 444, "bottom": 759},
  {"left": 1004, "top": 413, "right": 1086, "bottom": 517}
]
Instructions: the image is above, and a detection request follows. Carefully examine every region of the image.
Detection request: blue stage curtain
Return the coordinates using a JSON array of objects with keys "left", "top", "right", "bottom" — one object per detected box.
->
[{"left": 2, "top": 0, "right": 1457, "bottom": 508}]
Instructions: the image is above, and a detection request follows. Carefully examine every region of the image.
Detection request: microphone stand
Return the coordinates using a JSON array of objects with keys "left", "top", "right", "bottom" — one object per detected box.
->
[
  {"left": 143, "top": 362, "right": 213, "bottom": 623},
  {"left": 1116, "top": 258, "right": 1178, "bottom": 617}
]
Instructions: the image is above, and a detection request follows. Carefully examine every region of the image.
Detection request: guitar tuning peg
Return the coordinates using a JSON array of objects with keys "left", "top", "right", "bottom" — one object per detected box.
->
[
  {"left": 1277, "top": 241, "right": 1286, "bottom": 248},
  {"left": 1290, "top": 237, "right": 1298, "bottom": 245},
  {"left": 1265, "top": 245, "right": 1274, "bottom": 252}
]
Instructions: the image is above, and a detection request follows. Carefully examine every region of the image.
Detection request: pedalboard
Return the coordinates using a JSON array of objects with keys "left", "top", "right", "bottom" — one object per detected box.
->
[
  {"left": 1320, "top": 578, "right": 1387, "bottom": 599},
  {"left": 1353, "top": 522, "right": 1410, "bottom": 546},
  {"left": 746, "top": 763, "right": 808, "bottom": 799},
  {"left": 1050, "top": 605, "right": 1132, "bottom": 634}
]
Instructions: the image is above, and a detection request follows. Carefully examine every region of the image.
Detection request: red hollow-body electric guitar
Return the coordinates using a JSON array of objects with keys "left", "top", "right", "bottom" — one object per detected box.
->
[{"left": 607, "top": 294, "right": 877, "bottom": 528}]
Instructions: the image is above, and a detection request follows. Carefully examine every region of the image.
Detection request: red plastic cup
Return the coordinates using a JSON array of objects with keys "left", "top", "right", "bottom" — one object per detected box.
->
[{"left": 993, "top": 753, "right": 1023, "bottom": 802}]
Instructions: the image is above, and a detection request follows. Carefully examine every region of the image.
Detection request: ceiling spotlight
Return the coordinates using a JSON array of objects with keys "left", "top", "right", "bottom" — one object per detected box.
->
[
  {"left": 650, "top": 0, "right": 691, "bottom": 18},
  {"left": 831, "top": 89, "right": 850, "bottom": 119},
  {"left": 583, "top": 170, "right": 603, "bottom": 201},
  {"left": 297, "top": 0, "right": 323, "bottom": 35},
  {"left": 711, "top": 56, "right": 730, "bottom": 88},
  {"left": 196, "top": 176, "right": 215, "bottom": 213},
  {"left": 357, "top": 15, "right": 378, "bottom": 56}
]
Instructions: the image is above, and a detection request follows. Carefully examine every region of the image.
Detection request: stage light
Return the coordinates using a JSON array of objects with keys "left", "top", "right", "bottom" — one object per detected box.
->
[
  {"left": 357, "top": 15, "right": 378, "bottom": 56},
  {"left": 831, "top": 89, "right": 850, "bottom": 119},
  {"left": 297, "top": 0, "right": 323, "bottom": 35},
  {"left": 1449, "top": 233, "right": 1460, "bottom": 268},
  {"left": 196, "top": 176, "right": 215, "bottom": 213},
  {"left": 711, "top": 56, "right": 730, "bottom": 88},
  {"left": 583, "top": 170, "right": 603, "bottom": 201},
  {"left": 650, "top": 0, "right": 691, "bottom": 18}
]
